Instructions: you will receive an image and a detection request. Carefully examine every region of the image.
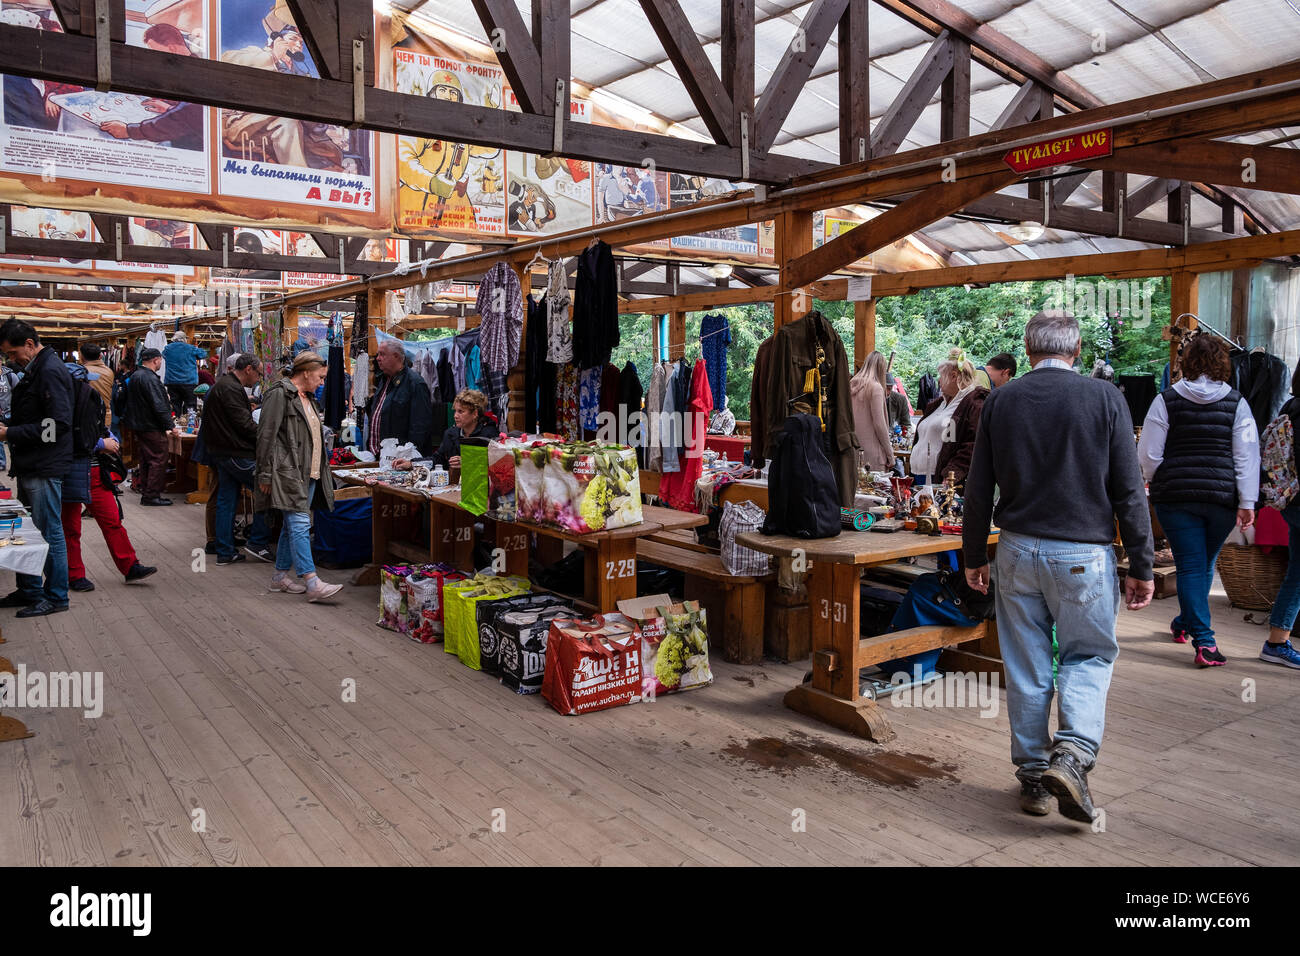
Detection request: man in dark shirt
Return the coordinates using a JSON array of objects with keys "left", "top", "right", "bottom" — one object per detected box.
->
[
  {"left": 122, "top": 348, "right": 178, "bottom": 506},
  {"left": 365, "top": 340, "right": 433, "bottom": 457},
  {"left": 204, "top": 354, "right": 271, "bottom": 564},
  {"left": 0, "top": 319, "right": 75, "bottom": 616},
  {"left": 963, "top": 310, "right": 1154, "bottom": 825}
]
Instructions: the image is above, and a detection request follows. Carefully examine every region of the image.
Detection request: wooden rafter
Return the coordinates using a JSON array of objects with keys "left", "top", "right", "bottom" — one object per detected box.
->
[
  {"left": 838, "top": 0, "right": 870, "bottom": 164},
  {"left": 639, "top": 0, "right": 735, "bottom": 145},
  {"left": 783, "top": 169, "right": 1023, "bottom": 289},
  {"left": 754, "top": 0, "right": 849, "bottom": 150},
  {"left": 992, "top": 80, "right": 1053, "bottom": 131},
  {"left": 721, "top": 0, "right": 756, "bottom": 152},
  {"left": 470, "top": 0, "right": 542, "bottom": 114},
  {"left": 870, "top": 31, "right": 956, "bottom": 157}
]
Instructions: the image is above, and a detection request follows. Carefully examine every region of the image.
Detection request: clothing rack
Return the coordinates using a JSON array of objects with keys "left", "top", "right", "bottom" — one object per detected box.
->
[{"left": 1175, "top": 313, "right": 1244, "bottom": 350}]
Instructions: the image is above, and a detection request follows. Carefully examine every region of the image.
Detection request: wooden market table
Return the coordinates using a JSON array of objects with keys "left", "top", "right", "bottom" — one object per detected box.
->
[
  {"left": 165, "top": 431, "right": 212, "bottom": 503},
  {"left": 337, "top": 474, "right": 707, "bottom": 613},
  {"left": 737, "top": 527, "right": 1000, "bottom": 743}
]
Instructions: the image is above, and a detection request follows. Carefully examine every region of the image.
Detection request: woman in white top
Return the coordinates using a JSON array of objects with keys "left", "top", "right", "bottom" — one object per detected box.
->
[{"left": 910, "top": 348, "right": 986, "bottom": 487}]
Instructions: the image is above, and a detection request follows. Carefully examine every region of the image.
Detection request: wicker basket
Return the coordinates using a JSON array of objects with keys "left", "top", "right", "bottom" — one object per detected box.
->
[{"left": 1217, "top": 543, "right": 1288, "bottom": 611}]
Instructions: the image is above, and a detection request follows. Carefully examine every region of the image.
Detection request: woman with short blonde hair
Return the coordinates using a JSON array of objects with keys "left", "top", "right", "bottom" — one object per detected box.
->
[{"left": 911, "top": 347, "right": 989, "bottom": 487}]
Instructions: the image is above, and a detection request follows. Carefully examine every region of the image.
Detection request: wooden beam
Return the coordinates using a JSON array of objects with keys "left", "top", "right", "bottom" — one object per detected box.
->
[
  {"left": 1168, "top": 181, "right": 1192, "bottom": 226},
  {"left": 721, "top": 0, "right": 755, "bottom": 153},
  {"left": 1086, "top": 138, "right": 1300, "bottom": 197},
  {"left": 876, "top": 0, "right": 1103, "bottom": 111},
  {"left": 619, "top": 284, "right": 774, "bottom": 314},
  {"left": 755, "top": 0, "right": 848, "bottom": 150},
  {"left": 854, "top": 298, "right": 875, "bottom": 370},
  {"left": 992, "top": 80, "right": 1053, "bottom": 130},
  {"left": 639, "top": 0, "right": 735, "bottom": 145},
  {"left": 534, "top": 0, "right": 570, "bottom": 119},
  {"left": 939, "top": 36, "right": 971, "bottom": 142},
  {"left": 1230, "top": 266, "right": 1250, "bottom": 343},
  {"left": 0, "top": 24, "right": 815, "bottom": 186},
  {"left": 1126, "top": 177, "right": 1179, "bottom": 215},
  {"left": 282, "top": 0, "right": 342, "bottom": 80},
  {"left": 1223, "top": 198, "right": 1244, "bottom": 234},
  {"left": 1171, "top": 271, "right": 1199, "bottom": 375},
  {"left": 785, "top": 169, "right": 1021, "bottom": 289},
  {"left": 838, "top": 0, "right": 870, "bottom": 164},
  {"left": 471, "top": 0, "right": 543, "bottom": 114},
  {"left": 1052, "top": 169, "right": 1092, "bottom": 206},
  {"left": 870, "top": 31, "right": 955, "bottom": 157},
  {"left": 775, "top": 209, "right": 814, "bottom": 327}
]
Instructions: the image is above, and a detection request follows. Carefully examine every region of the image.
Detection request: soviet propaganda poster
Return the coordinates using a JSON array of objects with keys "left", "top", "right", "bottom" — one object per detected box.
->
[
  {"left": 216, "top": 0, "right": 374, "bottom": 212},
  {"left": 0, "top": 0, "right": 210, "bottom": 191},
  {"left": 394, "top": 49, "right": 506, "bottom": 236},
  {"left": 505, "top": 152, "right": 593, "bottom": 236}
]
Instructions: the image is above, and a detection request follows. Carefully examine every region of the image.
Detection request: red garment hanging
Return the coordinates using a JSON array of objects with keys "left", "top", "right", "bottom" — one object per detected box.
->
[{"left": 658, "top": 359, "right": 713, "bottom": 512}]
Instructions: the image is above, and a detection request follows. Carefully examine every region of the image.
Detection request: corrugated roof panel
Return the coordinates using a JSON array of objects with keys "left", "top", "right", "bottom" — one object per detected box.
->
[
  {"left": 868, "top": 2, "right": 936, "bottom": 55},
  {"left": 1161, "top": 0, "right": 1300, "bottom": 76},
  {"left": 984, "top": 0, "right": 1157, "bottom": 72},
  {"left": 572, "top": 0, "right": 670, "bottom": 64},
  {"left": 572, "top": 34, "right": 656, "bottom": 88},
  {"left": 1060, "top": 33, "right": 1205, "bottom": 102}
]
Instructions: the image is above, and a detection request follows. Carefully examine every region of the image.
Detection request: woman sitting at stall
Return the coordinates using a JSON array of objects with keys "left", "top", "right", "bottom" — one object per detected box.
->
[
  {"left": 1138, "top": 334, "right": 1258, "bottom": 667},
  {"left": 909, "top": 348, "right": 988, "bottom": 488},
  {"left": 256, "top": 350, "right": 342, "bottom": 603},
  {"left": 395, "top": 388, "right": 499, "bottom": 473}
]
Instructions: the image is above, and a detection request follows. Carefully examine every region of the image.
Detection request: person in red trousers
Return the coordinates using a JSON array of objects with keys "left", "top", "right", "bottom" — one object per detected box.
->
[{"left": 61, "top": 363, "right": 156, "bottom": 590}]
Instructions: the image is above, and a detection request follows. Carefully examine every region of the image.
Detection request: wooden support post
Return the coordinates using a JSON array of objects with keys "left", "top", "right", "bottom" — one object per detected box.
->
[
  {"left": 667, "top": 310, "right": 686, "bottom": 361},
  {"left": 1230, "top": 266, "right": 1251, "bottom": 344},
  {"left": 775, "top": 208, "right": 814, "bottom": 329},
  {"left": 282, "top": 305, "right": 298, "bottom": 353},
  {"left": 1170, "top": 271, "right": 1199, "bottom": 378},
  {"left": 366, "top": 288, "right": 385, "bottom": 357},
  {"left": 854, "top": 298, "right": 875, "bottom": 370}
]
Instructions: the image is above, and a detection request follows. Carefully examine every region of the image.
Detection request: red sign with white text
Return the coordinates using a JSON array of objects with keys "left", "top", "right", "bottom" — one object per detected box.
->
[{"left": 1004, "top": 129, "right": 1113, "bottom": 173}]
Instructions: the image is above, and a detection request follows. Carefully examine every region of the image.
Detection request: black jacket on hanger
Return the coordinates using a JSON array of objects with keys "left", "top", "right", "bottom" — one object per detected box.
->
[
  {"left": 1231, "top": 349, "right": 1290, "bottom": 433},
  {"left": 917, "top": 373, "right": 940, "bottom": 411},
  {"left": 572, "top": 240, "right": 619, "bottom": 368}
]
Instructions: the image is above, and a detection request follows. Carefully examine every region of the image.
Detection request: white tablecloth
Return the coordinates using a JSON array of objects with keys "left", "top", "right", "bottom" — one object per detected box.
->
[{"left": 0, "top": 523, "right": 49, "bottom": 576}]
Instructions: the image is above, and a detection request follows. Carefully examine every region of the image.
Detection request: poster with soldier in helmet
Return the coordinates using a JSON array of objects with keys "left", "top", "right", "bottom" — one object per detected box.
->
[{"left": 394, "top": 49, "right": 505, "bottom": 236}]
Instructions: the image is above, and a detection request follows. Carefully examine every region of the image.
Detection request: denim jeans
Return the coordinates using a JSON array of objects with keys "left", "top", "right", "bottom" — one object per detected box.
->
[
  {"left": 1270, "top": 503, "right": 1300, "bottom": 629},
  {"left": 16, "top": 475, "right": 69, "bottom": 606},
  {"left": 994, "top": 531, "right": 1121, "bottom": 781},
  {"left": 275, "top": 479, "right": 316, "bottom": 577},
  {"left": 213, "top": 455, "right": 270, "bottom": 559},
  {"left": 1153, "top": 501, "right": 1237, "bottom": 647}
]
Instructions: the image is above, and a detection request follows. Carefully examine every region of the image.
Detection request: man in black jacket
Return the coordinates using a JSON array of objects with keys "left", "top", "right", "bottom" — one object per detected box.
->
[
  {"left": 123, "top": 347, "right": 178, "bottom": 506},
  {"left": 205, "top": 354, "right": 271, "bottom": 564},
  {"left": 0, "top": 319, "right": 74, "bottom": 616},
  {"left": 365, "top": 340, "right": 434, "bottom": 456},
  {"left": 963, "top": 311, "right": 1154, "bottom": 825}
]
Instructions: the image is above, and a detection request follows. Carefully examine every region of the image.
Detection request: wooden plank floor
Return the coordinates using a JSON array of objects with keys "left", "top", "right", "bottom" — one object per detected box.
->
[{"left": 2, "top": 496, "right": 1299, "bottom": 866}]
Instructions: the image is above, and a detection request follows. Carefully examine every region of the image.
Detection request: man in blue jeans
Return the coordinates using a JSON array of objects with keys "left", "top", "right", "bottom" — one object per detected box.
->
[
  {"left": 0, "top": 319, "right": 75, "bottom": 617},
  {"left": 963, "top": 311, "right": 1155, "bottom": 823},
  {"left": 203, "top": 354, "right": 270, "bottom": 564}
]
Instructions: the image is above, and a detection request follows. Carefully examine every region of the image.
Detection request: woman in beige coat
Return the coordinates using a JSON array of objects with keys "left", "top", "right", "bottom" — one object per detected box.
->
[
  {"left": 255, "top": 351, "right": 341, "bottom": 602},
  {"left": 850, "top": 350, "right": 895, "bottom": 472}
]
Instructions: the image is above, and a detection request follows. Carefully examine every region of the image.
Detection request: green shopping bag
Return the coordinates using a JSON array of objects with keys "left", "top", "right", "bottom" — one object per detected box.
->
[{"left": 460, "top": 438, "right": 490, "bottom": 516}]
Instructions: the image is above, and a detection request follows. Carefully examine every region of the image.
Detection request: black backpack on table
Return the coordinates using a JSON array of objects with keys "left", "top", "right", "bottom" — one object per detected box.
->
[{"left": 762, "top": 412, "right": 841, "bottom": 539}]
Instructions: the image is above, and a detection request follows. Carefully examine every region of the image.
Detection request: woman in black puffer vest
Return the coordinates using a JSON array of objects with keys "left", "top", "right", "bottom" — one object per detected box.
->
[{"left": 1138, "top": 336, "right": 1259, "bottom": 668}]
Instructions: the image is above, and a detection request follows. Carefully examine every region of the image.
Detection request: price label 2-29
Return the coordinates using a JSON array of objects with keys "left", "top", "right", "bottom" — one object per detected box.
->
[{"left": 605, "top": 559, "right": 635, "bottom": 580}]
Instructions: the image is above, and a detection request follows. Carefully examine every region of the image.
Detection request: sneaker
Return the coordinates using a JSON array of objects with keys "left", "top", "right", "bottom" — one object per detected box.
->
[
  {"left": 1041, "top": 751, "right": 1096, "bottom": 824},
  {"left": 16, "top": 600, "right": 69, "bottom": 618},
  {"left": 1019, "top": 778, "right": 1051, "bottom": 816},
  {"left": 1170, "top": 623, "right": 1189, "bottom": 644},
  {"left": 68, "top": 578, "right": 96, "bottom": 592},
  {"left": 1194, "top": 644, "right": 1227, "bottom": 667},
  {"left": 306, "top": 580, "right": 343, "bottom": 603},
  {"left": 268, "top": 575, "right": 307, "bottom": 594},
  {"left": 1259, "top": 639, "right": 1300, "bottom": 670},
  {"left": 243, "top": 545, "right": 273, "bottom": 563},
  {"left": 205, "top": 539, "right": 219, "bottom": 555},
  {"left": 217, "top": 553, "right": 246, "bottom": 566},
  {"left": 125, "top": 563, "right": 157, "bottom": 582}
]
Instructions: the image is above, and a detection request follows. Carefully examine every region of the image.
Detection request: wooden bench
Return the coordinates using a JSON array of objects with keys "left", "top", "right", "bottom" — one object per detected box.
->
[{"left": 635, "top": 535, "right": 773, "bottom": 665}]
